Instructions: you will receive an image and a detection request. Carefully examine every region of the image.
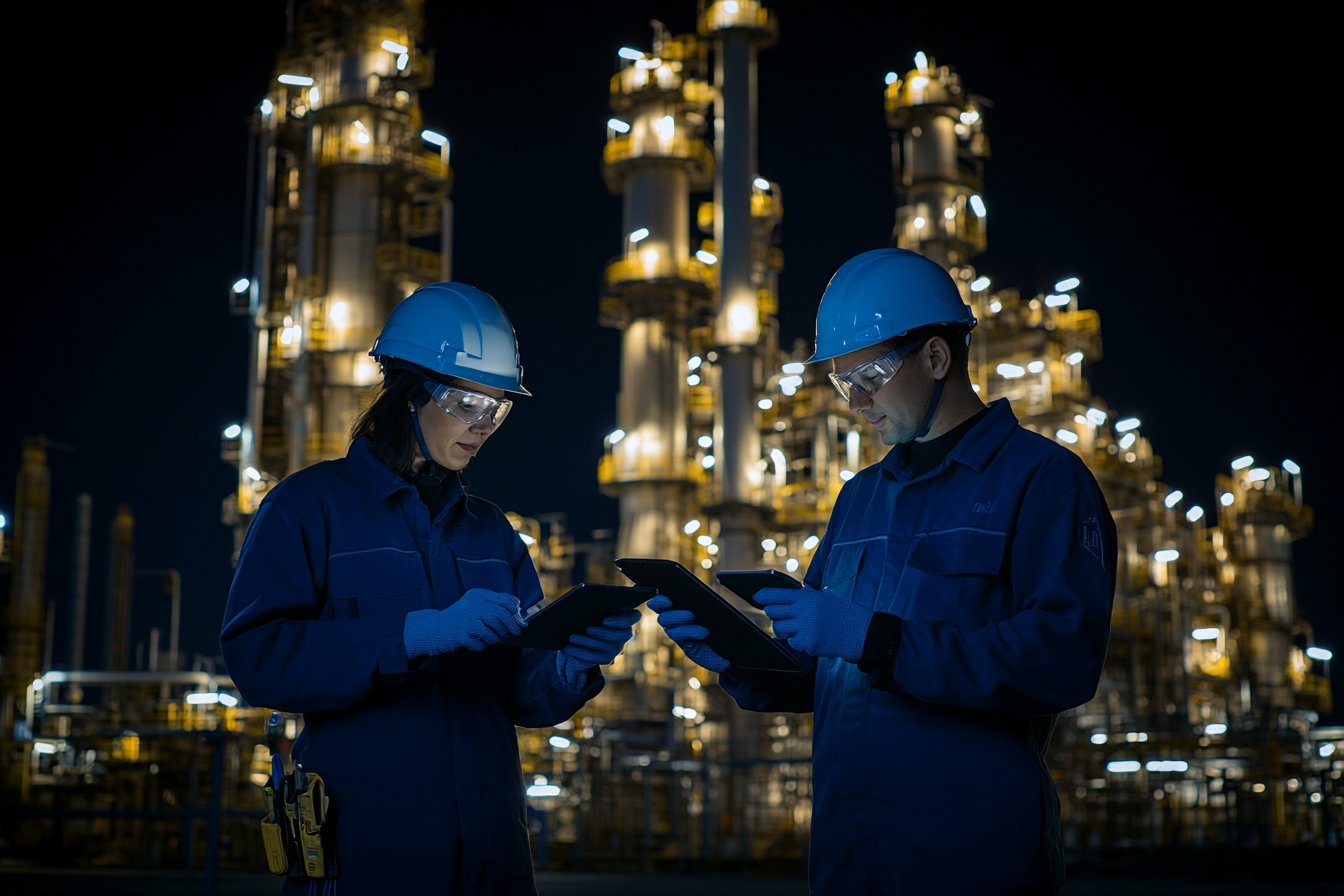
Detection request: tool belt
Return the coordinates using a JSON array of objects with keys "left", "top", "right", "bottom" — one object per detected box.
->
[{"left": 261, "top": 761, "right": 338, "bottom": 879}]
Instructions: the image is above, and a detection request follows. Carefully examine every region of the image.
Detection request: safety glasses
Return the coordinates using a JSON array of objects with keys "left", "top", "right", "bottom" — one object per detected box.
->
[
  {"left": 424, "top": 381, "right": 512, "bottom": 428},
  {"left": 827, "top": 340, "right": 926, "bottom": 401}
]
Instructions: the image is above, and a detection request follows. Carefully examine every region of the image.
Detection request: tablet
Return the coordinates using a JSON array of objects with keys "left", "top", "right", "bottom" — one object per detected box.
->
[
  {"left": 499, "top": 584, "right": 655, "bottom": 650},
  {"left": 716, "top": 570, "right": 802, "bottom": 609},
  {"left": 615, "top": 558, "right": 803, "bottom": 673}
]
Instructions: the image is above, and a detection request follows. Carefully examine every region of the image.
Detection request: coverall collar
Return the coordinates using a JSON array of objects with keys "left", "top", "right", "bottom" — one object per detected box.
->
[
  {"left": 347, "top": 436, "right": 467, "bottom": 508},
  {"left": 880, "top": 397, "right": 1018, "bottom": 481}
]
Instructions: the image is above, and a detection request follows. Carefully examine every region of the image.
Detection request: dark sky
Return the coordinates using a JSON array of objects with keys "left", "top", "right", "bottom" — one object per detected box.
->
[{"left": 6, "top": 2, "right": 1337, "bottom": 720}]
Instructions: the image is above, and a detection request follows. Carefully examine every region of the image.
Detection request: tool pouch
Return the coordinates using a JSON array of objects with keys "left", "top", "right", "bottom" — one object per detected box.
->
[
  {"left": 259, "top": 764, "right": 338, "bottom": 879},
  {"left": 260, "top": 787, "right": 289, "bottom": 875},
  {"left": 296, "top": 772, "right": 334, "bottom": 878}
]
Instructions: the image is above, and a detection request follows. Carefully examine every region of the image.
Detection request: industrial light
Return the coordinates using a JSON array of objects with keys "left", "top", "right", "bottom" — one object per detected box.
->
[
  {"left": 232, "top": 277, "right": 251, "bottom": 294},
  {"left": 1115, "top": 417, "right": 1140, "bottom": 432},
  {"left": 913, "top": 51, "right": 928, "bottom": 70},
  {"left": 770, "top": 448, "right": 786, "bottom": 473},
  {"left": 1107, "top": 761, "right": 1140, "bottom": 773},
  {"left": 803, "top": 535, "right": 820, "bottom": 550},
  {"left": 785, "top": 558, "right": 799, "bottom": 571},
  {"left": 260, "top": 99, "right": 274, "bottom": 115},
  {"left": 656, "top": 115, "right": 675, "bottom": 141},
  {"left": 688, "top": 356, "right": 703, "bottom": 370},
  {"left": 223, "top": 424, "right": 242, "bottom": 440},
  {"left": 1247, "top": 467, "right": 1271, "bottom": 482},
  {"left": 989, "top": 301, "right": 1003, "bottom": 313},
  {"left": 960, "top": 110, "right": 980, "bottom": 124},
  {"left": 753, "top": 177, "right": 770, "bottom": 190},
  {"left": 1192, "top": 627, "right": 1219, "bottom": 641},
  {"left": 779, "top": 375, "right": 803, "bottom": 395},
  {"left": 1027, "top": 360, "right": 1045, "bottom": 373},
  {"left": 330, "top": 301, "right": 349, "bottom": 323},
  {"left": 761, "top": 538, "right": 777, "bottom": 551},
  {"left": 1087, "top": 408, "right": 1106, "bottom": 425},
  {"left": 910, "top": 75, "right": 929, "bottom": 90},
  {"left": 527, "top": 784, "right": 561, "bottom": 797},
  {"left": 943, "top": 207, "right": 956, "bottom": 220},
  {"left": 839, "top": 470, "right": 854, "bottom": 481},
  {"left": 782, "top": 362, "right": 805, "bottom": 374},
  {"left": 1220, "top": 492, "right": 1234, "bottom": 506},
  {"left": 421, "top": 129, "right": 448, "bottom": 146},
  {"left": 970, "top": 276, "right": 991, "bottom": 291},
  {"left": 618, "top": 47, "right": 645, "bottom": 60},
  {"left": 996, "top": 363, "right": 1025, "bottom": 378},
  {"left": 606, "top": 118, "right": 633, "bottom": 135},
  {"left": 351, "top": 121, "right": 371, "bottom": 145},
  {"left": 684, "top": 519, "right": 702, "bottom": 535},
  {"left": 723, "top": 0, "right": 740, "bottom": 13},
  {"left": 697, "top": 535, "right": 712, "bottom": 546},
  {"left": 1090, "top": 733, "right": 1107, "bottom": 745},
  {"left": 758, "top": 398, "right": 773, "bottom": 409},
  {"left": 1185, "top": 506, "right": 1204, "bottom": 522},
  {"left": 706, "top": 544, "right": 718, "bottom": 555},
  {"left": 701, "top": 455, "right": 715, "bottom": 469},
  {"left": 1205, "top": 723, "right": 1227, "bottom": 735},
  {"left": 1055, "top": 277, "right": 1081, "bottom": 291},
  {"left": 1320, "top": 743, "right": 1336, "bottom": 758},
  {"left": 1154, "top": 549, "right": 1179, "bottom": 563},
  {"left": 1056, "top": 430, "right": 1078, "bottom": 444},
  {"left": 33, "top": 742, "right": 58, "bottom": 754},
  {"left": 696, "top": 249, "right": 718, "bottom": 264},
  {"left": 885, "top": 72, "right": 898, "bottom": 85},
  {"left": 1307, "top": 647, "right": 1333, "bottom": 662},
  {"left": 278, "top": 74, "right": 314, "bottom": 86},
  {"left": 1066, "top": 351, "right": 1084, "bottom": 365},
  {"left": 607, "top": 429, "right": 626, "bottom": 444},
  {"left": 698, "top": 435, "right": 713, "bottom": 448},
  {"left": 687, "top": 374, "right": 701, "bottom": 386},
  {"left": 1118, "top": 433, "right": 1136, "bottom": 450},
  {"left": 969, "top": 195, "right": 986, "bottom": 217},
  {"left": 548, "top": 735, "right": 571, "bottom": 748},
  {"left": 219, "top": 693, "right": 239, "bottom": 707},
  {"left": 244, "top": 467, "right": 262, "bottom": 482},
  {"left": 972, "top": 384, "right": 980, "bottom": 393},
  {"left": 381, "top": 39, "right": 408, "bottom": 54},
  {"left": 1146, "top": 760, "right": 1188, "bottom": 773},
  {"left": 186, "top": 692, "right": 221, "bottom": 705},
  {"left": 1230, "top": 455, "right": 1253, "bottom": 470},
  {"left": 1282, "top": 458, "right": 1300, "bottom": 474},
  {"left": 1044, "top": 294, "right": 1070, "bottom": 307},
  {"left": 514, "top": 532, "right": 534, "bottom": 547},
  {"left": 912, "top": 216, "right": 926, "bottom": 229},
  {"left": 629, "top": 228, "right": 650, "bottom": 243},
  {"left": 1164, "top": 490, "right": 1183, "bottom": 508}
]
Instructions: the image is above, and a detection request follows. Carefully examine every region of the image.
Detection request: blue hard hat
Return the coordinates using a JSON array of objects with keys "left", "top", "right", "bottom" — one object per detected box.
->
[
  {"left": 807, "top": 248, "right": 977, "bottom": 364},
  {"left": 370, "top": 282, "right": 530, "bottom": 395}
]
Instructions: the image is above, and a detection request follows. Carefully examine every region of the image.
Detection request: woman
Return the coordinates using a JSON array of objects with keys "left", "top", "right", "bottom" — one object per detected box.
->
[{"left": 221, "top": 283, "right": 638, "bottom": 894}]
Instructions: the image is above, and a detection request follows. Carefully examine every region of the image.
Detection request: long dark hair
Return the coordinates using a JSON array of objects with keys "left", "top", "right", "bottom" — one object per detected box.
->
[{"left": 350, "top": 364, "right": 441, "bottom": 476}]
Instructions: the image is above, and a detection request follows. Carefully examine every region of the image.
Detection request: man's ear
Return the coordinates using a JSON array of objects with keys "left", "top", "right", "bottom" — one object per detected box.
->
[{"left": 926, "top": 336, "right": 952, "bottom": 380}]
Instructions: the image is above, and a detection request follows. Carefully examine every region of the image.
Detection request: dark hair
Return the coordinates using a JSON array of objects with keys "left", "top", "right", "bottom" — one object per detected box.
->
[
  {"left": 882, "top": 323, "right": 971, "bottom": 379},
  {"left": 350, "top": 364, "right": 447, "bottom": 475}
]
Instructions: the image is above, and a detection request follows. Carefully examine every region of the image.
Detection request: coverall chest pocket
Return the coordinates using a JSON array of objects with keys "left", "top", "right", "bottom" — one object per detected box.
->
[
  {"left": 903, "top": 530, "right": 1007, "bottom": 627},
  {"left": 455, "top": 556, "right": 514, "bottom": 598},
  {"left": 821, "top": 542, "right": 868, "bottom": 604},
  {"left": 328, "top": 548, "right": 425, "bottom": 620}
]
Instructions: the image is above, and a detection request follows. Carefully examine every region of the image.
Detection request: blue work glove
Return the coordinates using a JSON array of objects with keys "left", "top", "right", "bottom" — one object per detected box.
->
[
  {"left": 403, "top": 588, "right": 526, "bottom": 657},
  {"left": 647, "top": 595, "right": 730, "bottom": 673},
  {"left": 755, "top": 587, "right": 872, "bottom": 662},
  {"left": 556, "top": 609, "right": 643, "bottom": 687}
]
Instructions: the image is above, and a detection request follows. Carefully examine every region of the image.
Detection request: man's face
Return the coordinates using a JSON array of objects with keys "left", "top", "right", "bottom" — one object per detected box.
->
[{"left": 832, "top": 342, "right": 936, "bottom": 446}]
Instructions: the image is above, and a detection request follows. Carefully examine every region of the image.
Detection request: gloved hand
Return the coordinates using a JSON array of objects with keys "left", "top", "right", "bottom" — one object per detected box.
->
[
  {"left": 647, "top": 595, "right": 730, "bottom": 673},
  {"left": 403, "top": 588, "right": 526, "bottom": 657},
  {"left": 755, "top": 587, "right": 873, "bottom": 662},
  {"left": 556, "top": 609, "right": 643, "bottom": 687}
]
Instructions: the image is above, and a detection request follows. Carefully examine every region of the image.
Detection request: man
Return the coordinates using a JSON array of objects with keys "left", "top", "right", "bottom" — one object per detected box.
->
[{"left": 652, "top": 249, "right": 1116, "bottom": 894}]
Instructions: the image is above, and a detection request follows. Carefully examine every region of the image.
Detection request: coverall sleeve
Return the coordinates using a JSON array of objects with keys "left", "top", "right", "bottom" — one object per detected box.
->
[
  {"left": 221, "top": 496, "right": 415, "bottom": 714},
  {"left": 892, "top": 466, "right": 1117, "bottom": 716}
]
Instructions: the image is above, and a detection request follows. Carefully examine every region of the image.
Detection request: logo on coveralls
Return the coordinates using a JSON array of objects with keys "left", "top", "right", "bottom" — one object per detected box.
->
[
  {"left": 972, "top": 501, "right": 993, "bottom": 514},
  {"left": 1081, "top": 516, "right": 1104, "bottom": 564}
]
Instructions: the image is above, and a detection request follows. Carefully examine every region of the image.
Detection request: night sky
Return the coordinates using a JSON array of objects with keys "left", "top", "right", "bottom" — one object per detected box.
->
[{"left": 6, "top": 3, "right": 1337, "bottom": 721}]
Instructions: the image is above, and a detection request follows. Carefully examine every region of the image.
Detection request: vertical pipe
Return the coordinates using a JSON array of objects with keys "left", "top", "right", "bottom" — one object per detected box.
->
[
  {"left": 42, "top": 599, "right": 55, "bottom": 671},
  {"left": 148, "top": 627, "right": 160, "bottom": 672},
  {"left": 69, "top": 492, "right": 91, "bottom": 670},
  {"left": 167, "top": 569, "right": 181, "bottom": 673},
  {"left": 105, "top": 505, "right": 135, "bottom": 672},
  {"left": 440, "top": 197, "right": 454, "bottom": 282},
  {"left": 8, "top": 437, "right": 51, "bottom": 690}
]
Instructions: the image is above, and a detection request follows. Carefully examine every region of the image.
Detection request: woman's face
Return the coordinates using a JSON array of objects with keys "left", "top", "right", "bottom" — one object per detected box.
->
[{"left": 411, "top": 380, "right": 507, "bottom": 472}]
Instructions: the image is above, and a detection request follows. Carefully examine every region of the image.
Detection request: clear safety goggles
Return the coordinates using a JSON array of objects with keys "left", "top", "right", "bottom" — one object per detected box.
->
[
  {"left": 827, "top": 339, "right": 927, "bottom": 401},
  {"left": 424, "top": 381, "right": 512, "bottom": 428}
]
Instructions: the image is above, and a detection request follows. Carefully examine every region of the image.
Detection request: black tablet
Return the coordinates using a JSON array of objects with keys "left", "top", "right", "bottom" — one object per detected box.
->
[
  {"left": 716, "top": 569, "right": 802, "bottom": 609},
  {"left": 615, "top": 558, "right": 803, "bottom": 673},
  {"left": 499, "top": 584, "right": 655, "bottom": 650}
]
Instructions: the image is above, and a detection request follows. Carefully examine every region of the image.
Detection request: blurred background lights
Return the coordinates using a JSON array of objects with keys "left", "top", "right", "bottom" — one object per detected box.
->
[
  {"left": 1230, "top": 455, "right": 1254, "bottom": 470},
  {"left": 1118, "top": 433, "right": 1136, "bottom": 449},
  {"left": 1044, "top": 294, "right": 1070, "bottom": 307},
  {"left": 1154, "top": 549, "right": 1180, "bottom": 562},
  {"left": 781, "top": 362, "right": 805, "bottom": 374},
  {"left": 1090, "top": 733, "right": 1107, "bottom": 744},
  {"left": 696, "top": 249, "right": 718, "bottom": 264},
  {"left": 753, "top": 177, "right": 770, "bottom": 190},
  {"left": 1247, "top": 467, "right": 1271, "bottom": 482},
  {"left": 231, "top": 277, "right": 251, "bottom": 294},
  {"left": 1065, "top": 351, "right": 1084, "bottom": 365},
  {"left": 683, "top": 519, "right": 701, "bottom": 535},
  {"left": 1282, "top": 458, "right": 1301, "bottom": 474},
  {"left": 381, "top": 39, "right": 407, "bottom": 53},
  {"left": 1205, "top": 723, "right": 1227, "bottom": 735},
  {"left": 803, "top": 535, "right": 819, "bottom": 550},
  {"left": 1115, "top": 418, "right": 1141, "bottom": 432},
  {"left": 1220, "top": 492, "right": 1235, "bottom": 506},
  {"left": 607, "top": 428, "right": 625, "bottom": 444},
  {"left": 913, "top": 51, "right": 928, "bottom": 69},
  {"left": 1056, "top": 429, "right": 1078, "bottom": 444},
  {"left": 697, "top": 435, "right": 713, "bottom": 448},
  {"left": 629, "top": 228, "right": 649, "bottom": 242},
  {"left": 1027, "top": 360, "right": 1045, "bottom": 373},
  {"left": 688, "top": 356, "right": 702, "bottom": 370},
  {"left": 1192, "top": 627, "right": 1219, "bottom": 641},
  {"left": 1164, "top": 490, "right": 1183, "bottom": 508},
  {"left": 1306, "top": 647, "right": 1333, "bottom": 662},
  {"left": 996, "top": 363, "right": 1025, "bottom": 378},
  {"left": 970, "top": 276, "right": 991, "bottom": 291},
  {"left": 277, "top": 74, "right": 314, "bottom": 86},
  {"left": 1086, "top": 408, "right": 1107, "bottom": 425},
  {"left": 420, "top": 129, "right": 448, "bottom": 146},
  {"left": 1107, "top": 761, "right": 1140, "bottom": 773},
  {"left": 222, "top": 424, "right": 242, "bottom": 439},
  {"left": 969, "top": 194, "right": 986, "bottom": 217},
  {"left": 1186, "top": 506, "right": 1204, "bottom": 523},
  {"left": 617, "top": 47, "right": 644, "bottom": 60},
  {"left": 607, "top": 118, "right": 631, "bottom": 133},
  {"left": 1055, "top": 277, "right": 1081, "bottom": 291},
  {"left": 884, "top": 71, "right": 898, "bottom": 84}
]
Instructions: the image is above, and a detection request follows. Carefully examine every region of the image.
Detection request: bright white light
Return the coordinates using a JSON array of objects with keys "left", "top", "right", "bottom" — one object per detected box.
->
[
  {"left": 1154, "top": 549, "right": 1180, "bottom": 563},
  {"left": 1307, "top": 647, "right": 1333, "bottom": 662},
  {"left": 260, "top": 99, "right": 274, "bottom": 115},
  {"left": 1044, "top": 294, "right": 1070, "bottom": 308},
  {"left": 1220, "top": 492, "right": 1234, "bottom": 506},
  {"left": 1186, "top": 506, "right": 1204, "bottom": 523},
  {"left": 989, "top": 302, "right": 1002, "bottom": 314},
  {"left": 420, "top": 130, "right": 448, "bottom": 147},
  {"left": 803, "top": 535, "right": 820, "bottom": 550},
  {"left": 683, "top": 519, "right": 702, "bottom": 535},
  {"left": 279, "top": 327, "right": 295, "bottom": 346},
  {"left": 885, "top": 72, "right": 898, "bottom": 85},
  {"left": 232, "top": 277, "right": 251, "bottom": 294},
  {"left": 696, "top": 249, "right": 718, "bottom": 264},
  {"left": 223, "top": 424, "right": 242, "bottom": 440},
  {"left": 688, "top": 356, "right": 703, "bottom": 371},
  {"left": 754, "top": 177, "right": 770, "bottom": 190},
  {"left": 34, "top": 742, "right": 58, "bottom": 754},
  {"left": 758, "top": 398, "right": 773, "bottom": 409},
  {"left": 308, "top": 86, "right": 320, "bottom": 105},
  {"left": 1056, "top": 430, "right": 1078, "bottom": 444},
  {"left": 960, "top": 110, "right": 980, "bottom": 124},
  {"left": 785, "top": 558, "right": 799, "bottom": 572},
  {"left": 1282, "top": 458, "right": 1300, "bottom": 475},
  {"left": 687, "top": 374, "right": 701, "bottom": 386},
  {"left": 1055, "top": 277, "right": 1081, "bottom": 292},
  {"left": 1118, "top": 433, "right": 1136, "bottom": 450},
  {"left": 244, "top": 467, "right": 262, "bottom": 482},
  {"left": 656, "top": 115, "right": 676, "bottom": 142},
  {"left": 1247, "top": 467, "right": 1271, "bottom": 482},
  {"left": 1146, "top": 760, "right": 1188, "bottom": 773},
  {"left": 698, "top": 435, "right": 713, "bottom": 448},
  {"left": 762, "top": 538, "right": 777, "bottom": 551},
  {"left": 687, "top": 677, "right": 701, "bottom": 691},
  {"left": 839, "top": 470, "right": 855, "bottom": 481},
  {"left": 1205, "top": 723, "right": 1227, "bottom": 735},
  {"left": 607, "top": 429, "right": 626, "bottom": 445},
  {"left": 381, "top": 39, "right": 408, "bottom": 53},
  {"left": 1027, "top": 360, "right": 1045, "bottom": 373},
  {"left": 1086, "top": 408, "right": 1106, "bottom": 426},
  {"left": 1192, "top": 627, "right": 1219, "bottom": 641},
  {"left": 969, "top": 195, "right": 986, "bottom": 217},
  {"left": 629, "top": 228, "right": 650, "bottom": 242},
  {"left": 700, "top": 558, "right": 713, "bottom": 569},
  {"left": 527, "top": 784, "right": 561, "bottom": 797},
  {"left": 606, "top": 119, "right": 633, "bottom": 137},
  {"left": 217, "top": 693, "right": 239, "bottom": 707},
  {"left": 1320, "top": 742, "right": 1336, "bottom": 758},
  {"left": 996, "top": 363, "right": 1025, "bottom": 378},
  {"left": 972, "top": 384, "right": 980, "bottom": 393},
  {"left": 702, "top": 455, "right": 715, "bottom": 469},
  {"left": 396, "top": 53, "right": 409, "bottom": 71},
  {"left": 1107, "top": 761, "right": 1141, "bottom": 773},
  {"left": 912, "top": 216, "right": 926, "bottom": 229},
  {"left": 1230, "top": 455, "right": 1254, "bottom": 470},
  {"left": 910, "top": 75, "right": 929, "bottom": 89},
  {"left": 518, "top": 532, "right": 535, "bottom": 546},
  {"left": 1066, "top": 351, "right": 1084, "bottom": 365},
  {"left": 0, "top": 514, "right": 8, "bottom": 528},
  {"left": 782, "top": 362, "right": 805, "bottom": 374},
  {"left": 914, "top": 51, "right": 928, "bottom": 70},
  {"left": 770, "top": 448, "right": 786, "bottom": 472},
  {"left": 697, "top": 535, "right": 712, "bottom": 546},
  {"left": 970, "top": 276, "right": 991, "bottom": 291},
  {"left": 278, "top": 74, "right": 314, "bottom": 86},
  {"left": 1115, "top": 417, "right": 1140, "bottom": 432},
  {"left": 186, "top": 692, "right": 221, "bottom": 705},
  {"left": 943, "top": 207, "right": 956, "bottom": 220},
  {"left": 549, "top": 735, "right": 571, "bottom": 748},
  {"left": 1090, "top": 733, "right": 1107, "bottom": 745},
  {"left": 618, "top": 47, "right": 644, "bottom": 60},
  {"left": 1165, "top": 490, "right": 1183, "bottom": 508},
  {"left": 723, "top": 0, "right": 741, "bottom": 12}
]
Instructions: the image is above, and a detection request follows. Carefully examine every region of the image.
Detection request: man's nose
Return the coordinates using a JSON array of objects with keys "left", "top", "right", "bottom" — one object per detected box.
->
[{"left": 848, "top": 389, "right": 873, "bottom": 415}]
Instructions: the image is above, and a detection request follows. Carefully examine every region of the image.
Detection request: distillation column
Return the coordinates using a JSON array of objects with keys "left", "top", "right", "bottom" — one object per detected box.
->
[{"left": 5, "top": 438, "right": 50, "bottom": 703}]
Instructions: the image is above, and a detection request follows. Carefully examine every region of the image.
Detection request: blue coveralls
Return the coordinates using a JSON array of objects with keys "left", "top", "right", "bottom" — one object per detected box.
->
[
  {"left": 723, "top": 399, "right": 1116, "bottom": 895},
  {"left": 221, "top": 437, "right": 599, "bottom": 895}
]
